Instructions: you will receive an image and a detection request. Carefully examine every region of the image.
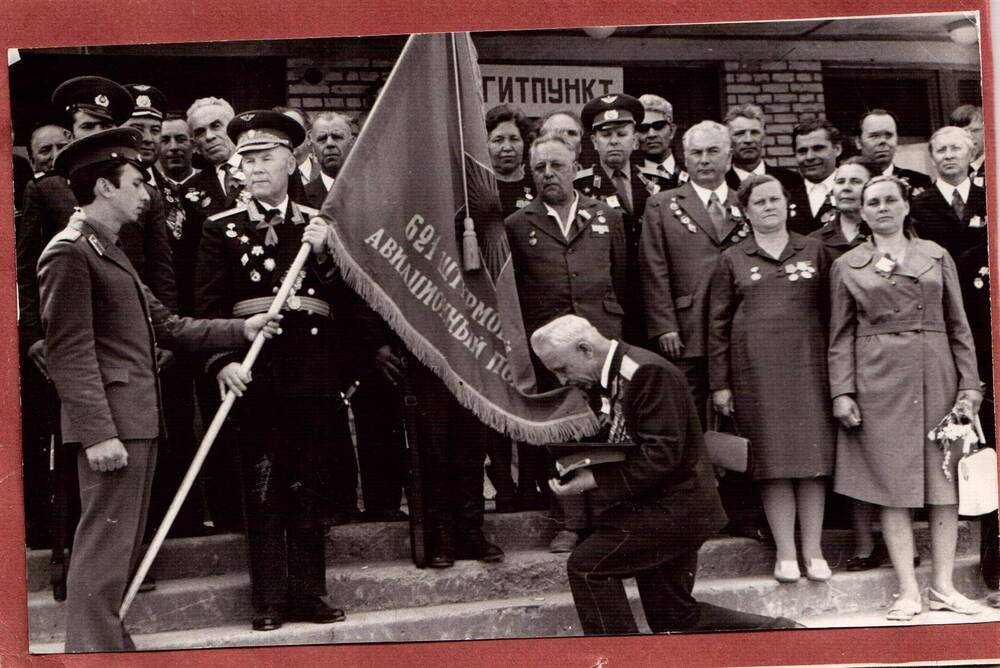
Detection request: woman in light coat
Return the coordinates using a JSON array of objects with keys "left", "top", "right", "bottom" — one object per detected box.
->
[{"left": 828, "top": 175, "right": 983, "bottom": 621}]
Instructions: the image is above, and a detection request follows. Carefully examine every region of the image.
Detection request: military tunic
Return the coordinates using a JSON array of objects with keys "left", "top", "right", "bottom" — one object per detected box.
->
[{"left": 195, "top": 198, "right": 361, "bottom": 610}]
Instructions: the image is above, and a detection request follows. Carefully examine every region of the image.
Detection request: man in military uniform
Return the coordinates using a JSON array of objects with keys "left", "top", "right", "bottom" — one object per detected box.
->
[
  {"left": 723, "top": 103, "right": 798, "bottom": 191},
  {"left": 38, "top": 128, "right": 280, "bottom": 651},
  {"left": 573, "top": 93, "right": 651, "bottom": 344},
  {"left": 16, "top": 76, "right": 176, "bottom": 561},
  {"left": 857, "top": 109, "right": 933, "bottom": 192},
  {"left": 506, "top": 133, "right": 628, "bottom": 552},
  {"left": 636, "top": 94, "right": 686, "bottom": 190},
  {"left": 786, "top": 118, "right": 843, "bottom": 234},
  {"left": 124, "top": 84, "right": 208, "bottom": 538},
  {"left": 195, "top": 110, "right": 359, "bottom": 631}
]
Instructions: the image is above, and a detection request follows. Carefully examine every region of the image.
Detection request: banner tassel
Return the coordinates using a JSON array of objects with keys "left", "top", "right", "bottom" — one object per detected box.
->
[{"left": 461, "top": 216, "right": 480, "bottom": 271}]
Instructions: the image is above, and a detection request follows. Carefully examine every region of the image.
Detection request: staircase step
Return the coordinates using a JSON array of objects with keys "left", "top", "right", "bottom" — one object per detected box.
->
[
  {"left": 24, "top": 516, "right": 979, "bottom": 592},
  {"left": 29, "top": 554, "right": 990, "bottom": 653}
]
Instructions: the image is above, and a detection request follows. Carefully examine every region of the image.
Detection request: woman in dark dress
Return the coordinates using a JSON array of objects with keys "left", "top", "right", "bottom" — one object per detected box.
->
[
  {"left": 709, "top": 174, "right": 836, "bottom": 583},
  {"left": 486, "top": 104, "right": 536, "bottom": 218}
]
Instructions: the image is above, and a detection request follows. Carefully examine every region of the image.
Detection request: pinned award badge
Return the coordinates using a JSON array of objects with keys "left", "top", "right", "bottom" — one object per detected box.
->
[
  {"left": 593, "top": 224, "right": 609, "bottom": 234},
  {"left": 874, "top": 255, "right": 896, "bottom": 275},
  {"left": 250, "top": 270, "right": 261, "bottom": 282},
  {"left": 225, "top": 229, "right": 238, "bottom": 238},
  {"left": 969, "top": 215, "right": 985, "bottom": 228},
  {"left": 750, "top": 266, "right": 762, "bottom": 281},
  {"left": 264, "top": 258, "right": 276, "bottom": 272},
  {"left": 606, "top": 195, "right": 621, "bottom": 210},
  {"left": 240, "top": 253, "right": 249, "bottom": 266}
]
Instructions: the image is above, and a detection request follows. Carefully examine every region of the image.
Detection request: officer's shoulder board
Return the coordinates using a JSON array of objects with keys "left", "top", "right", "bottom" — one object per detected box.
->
[
  {"left": 619, "top": 354, "right": 640, "bottom": 381},
  {"left": 574, "top": 166, "right": 594, "bottom": 182},
  {"left": 207, "top": 203, "right": 248, "bottom": 224},
  {"left": 41, "top": 222, "right": 83, "bottom": 255}
]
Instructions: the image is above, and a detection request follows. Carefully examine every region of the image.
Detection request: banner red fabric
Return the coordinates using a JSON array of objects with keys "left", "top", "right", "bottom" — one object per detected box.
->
[{"left": 320, "top": 32, "right": 598, "bottom": 444}]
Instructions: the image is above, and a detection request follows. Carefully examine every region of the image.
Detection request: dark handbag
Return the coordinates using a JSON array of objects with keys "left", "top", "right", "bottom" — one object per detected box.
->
[{"left": 704, "top": 412, "right": 749, "bottom": 473}]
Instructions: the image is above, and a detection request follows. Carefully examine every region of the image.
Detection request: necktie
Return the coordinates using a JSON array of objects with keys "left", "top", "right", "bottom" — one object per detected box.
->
[
  {"left": 951, "top": 190, "right": 965, "bottom": 221},
  {"left": 612, "top": 169, "right": 633, "bottom": 215},
  {"left": 257, "top": 208, "right": 283, "bottom": 246},
  {"left": 708, "top": 192, "right": 727, "bottom": 240},
  {"left": 657, "top": 163, "right": 668, "bottom": 175}
]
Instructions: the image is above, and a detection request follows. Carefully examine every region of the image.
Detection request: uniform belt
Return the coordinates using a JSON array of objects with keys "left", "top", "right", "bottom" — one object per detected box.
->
[{"left": 232, "top": 296, "right": 331, "bottom": 318}]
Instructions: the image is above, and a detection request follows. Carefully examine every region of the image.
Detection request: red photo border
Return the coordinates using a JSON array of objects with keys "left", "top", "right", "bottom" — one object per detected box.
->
[{"left": 1, "top": 0, "right": 997, "bottom": 665}]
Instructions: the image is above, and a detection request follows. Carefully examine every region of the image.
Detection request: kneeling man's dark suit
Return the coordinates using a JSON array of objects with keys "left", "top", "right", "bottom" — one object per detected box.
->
[{"left": 572, "top": 343, "right": 792, "bottom": 634}]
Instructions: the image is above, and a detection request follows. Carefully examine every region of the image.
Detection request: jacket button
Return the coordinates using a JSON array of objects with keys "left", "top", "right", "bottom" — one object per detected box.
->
[
  {"left": 571, "top": 272, "right": 578, "bottom": 278},
  {"left": 310, "top": 327, "right": 319, "bottom": 335},
  {"left": 916, "top": 304, "right": 923, "bottom": 310},
  {"left": 894, "top": 307, "right": 900, "bottom": 312},
  {"left": 567, "top": 248, "right": 574, "bottom": 254}
]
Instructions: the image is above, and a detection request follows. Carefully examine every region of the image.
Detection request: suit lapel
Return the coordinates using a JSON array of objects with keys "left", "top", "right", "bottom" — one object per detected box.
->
[
  {"left": 674, "top": 183, "right": 719, "bottom": 243},
  {"left": 523, "top": 198, "right": 569, "bottom": 245},
  {"left": 896, "top": 240, "right": 942, "bottom": 279},
  {"left": 565, "top": 199, "right": 599, "bottom": 245}
]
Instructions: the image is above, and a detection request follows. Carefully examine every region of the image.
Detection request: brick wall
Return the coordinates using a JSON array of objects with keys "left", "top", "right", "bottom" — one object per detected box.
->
[
  {"left": 285, "top": 57, "right": 394, "bottom": 132},
  {"left": 723, "top": 61, "right": 825, "bottom": 168}
]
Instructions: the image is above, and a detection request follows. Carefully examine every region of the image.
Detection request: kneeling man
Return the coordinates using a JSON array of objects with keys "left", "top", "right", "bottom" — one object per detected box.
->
[{"left": 531, "top": 315, "right": 801, "bottom": 635}]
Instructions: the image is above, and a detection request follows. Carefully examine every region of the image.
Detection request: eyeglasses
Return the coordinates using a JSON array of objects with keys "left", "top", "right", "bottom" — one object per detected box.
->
[{"left": 636, "top": 120, "right": 673, "bottom": 133}]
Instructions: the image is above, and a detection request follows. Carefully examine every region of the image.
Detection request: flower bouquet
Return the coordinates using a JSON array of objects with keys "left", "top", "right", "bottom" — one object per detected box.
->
[{"left": 927, "top": 398, "right": 980, "bottom": 482}]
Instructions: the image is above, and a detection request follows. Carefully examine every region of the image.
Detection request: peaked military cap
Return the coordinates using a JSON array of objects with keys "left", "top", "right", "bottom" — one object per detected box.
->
[
  {"left": 51, "top": 76, "right": 134, "bottom": 127},
  {"left": 54, "top": 127, "right": 148, "bottom": 179},
  {"left": 581, "top": 93, "right": 645, "bottom": 131},
  {"left": 227, "top": 109, "right": 306, "bottom": 155},
  {"left": 124, "top": 84, "right": 167, "bottom": 121}
]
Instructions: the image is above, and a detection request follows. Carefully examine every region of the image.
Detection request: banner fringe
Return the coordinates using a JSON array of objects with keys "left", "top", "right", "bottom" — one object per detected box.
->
[{"left": 325, "top": 226, "right": 600, "bottom": 445}]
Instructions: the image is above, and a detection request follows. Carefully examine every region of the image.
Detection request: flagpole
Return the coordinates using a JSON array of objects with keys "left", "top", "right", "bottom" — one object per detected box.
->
[
  {"left": 118, "top": 242, "right": 312, "bottom": 621},
  {"left": 450, "top": 32, "right": 480, "bottom": 271}
]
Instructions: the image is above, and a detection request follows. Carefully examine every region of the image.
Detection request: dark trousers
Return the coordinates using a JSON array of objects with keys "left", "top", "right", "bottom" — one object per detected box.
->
[
  {"left": 195, "top": 372, "right": 244, "bottom": 532},
  {"left": 484, "top": 429, "right": 516, "bottom": 503},
  {"left": 351, "top": 371, "right": 406, "bottom": 515},
  {"left": 233, "top": 398, "right": 351, "bottom": 610},
  {"left": 409, "top": 361, "right": 485, "bottom": 538},
  {"left": 979, "top": 397, "right": 999, "bottom": 589},
  {"left": 568, "top": 512, "right": 788, "bottom": 635},
  {"left": 20, "top": 359, "right": 57, "bottom": 548},
  {"left": 64, "top": 440, "right": 156, "bottom": 652},
  {"left": 147, "top": 354, "right": 203, "bottom": 538},
  {"left": 675, "top": 356, "right": 765, "bottom": 532}
]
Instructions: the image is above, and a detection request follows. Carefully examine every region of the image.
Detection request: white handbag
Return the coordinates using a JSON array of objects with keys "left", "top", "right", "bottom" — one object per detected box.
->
[{"left": 958, "top": 416, "right": 999, "bottom": 516}]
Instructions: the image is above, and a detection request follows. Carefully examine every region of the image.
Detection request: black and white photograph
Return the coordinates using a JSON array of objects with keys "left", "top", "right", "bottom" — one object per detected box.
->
[{"left": 8, "top": 9, "right": 1000, "bottom": 657}]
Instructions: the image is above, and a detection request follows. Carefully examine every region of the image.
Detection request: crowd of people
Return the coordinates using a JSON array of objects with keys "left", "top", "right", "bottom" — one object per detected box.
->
[{"left": 10, "top": 67, "right": 999, "bottom": 650}]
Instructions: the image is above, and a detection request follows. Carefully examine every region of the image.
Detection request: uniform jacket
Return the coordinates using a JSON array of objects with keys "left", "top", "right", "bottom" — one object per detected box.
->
[
  {"left": 639, "top": 181, "right": 750, "bottom": 356},
  {"left": 195, "top": 198, "right": 366, "bottom": 399},
  {"left": 724, "top": 162, "right": 799, "bottom": 192},
  {"left": 37, "top": 215, "right": 246, "bottom": 448},
  {"left": 574, "top": 162, "right": 660, "bottom": 342},
  {"left": 153, "top": 168, "right": 209, "bottom": 315},
  {"left": 504, "top": 194, "right": 627, "bottom": 340},
  {"left": 785, "top": 174, "right": 836, "bottom": 236},
  {"left": 17, "top": 174, "right": 177, "bottom": 347},
  {"left": 910, "top": 182, "right": 987, "bottom": 261},
  {"left": 589, "top": 343, "right": 727, "bottom": 540}
]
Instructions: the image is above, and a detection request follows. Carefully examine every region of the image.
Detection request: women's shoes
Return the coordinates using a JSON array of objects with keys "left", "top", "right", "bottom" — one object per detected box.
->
[
  {"left": 805, "top": 558, "right": 832, "bottom": 582},
  {"left": 774, "top": 560, "right": 801, "bottom": 583},
  {"left": 927, "top": 588, "right": 983, "bottom": 615}
]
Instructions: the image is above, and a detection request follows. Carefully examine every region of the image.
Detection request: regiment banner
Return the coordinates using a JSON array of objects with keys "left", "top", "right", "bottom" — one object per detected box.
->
[{"left": 320, "top": 32, "right": 599, "bottom": 444}]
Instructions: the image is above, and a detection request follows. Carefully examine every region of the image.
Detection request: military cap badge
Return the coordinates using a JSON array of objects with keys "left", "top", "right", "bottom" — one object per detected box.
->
[
  {"left": 95, "top": 94, "right": 109, "bottom": 107},
  {"left": 601, "top": 95, "right": 618, "bottom": 103},
  {"left": 136, "top": 95, "right": 151, "bottom": 108}
]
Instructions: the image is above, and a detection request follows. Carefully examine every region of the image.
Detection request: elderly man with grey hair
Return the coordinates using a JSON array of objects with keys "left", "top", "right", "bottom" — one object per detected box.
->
[
  {"left": 911, "top": 126, "right": 987, "bottom": 261},
  {"left": 531, "top": 314, "right": 801, "bottom": 635},
  {"left": 639, "top": 120, "right": 770, "bottom": 542},
  {"left": 723, "top": 103, "right": 798, "bottom": 191},
  {"left": 185, "top": 96, "right": 242, "bottom": 215}
]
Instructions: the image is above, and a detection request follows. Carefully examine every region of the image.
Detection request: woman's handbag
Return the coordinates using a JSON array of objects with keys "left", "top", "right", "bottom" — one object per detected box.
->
[
  {"left": 704, "top": 412, "right": 749, "bottom": 473},
  {"left": 958, "top": 416, "right": 999, "bottom": 517}
]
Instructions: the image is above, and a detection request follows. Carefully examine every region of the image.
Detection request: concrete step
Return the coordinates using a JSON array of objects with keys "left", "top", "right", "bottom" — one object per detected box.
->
[
  {"left": 25, "top": 513, "right": 979, "bottom": 592},
  {"left": 29, "top": 554, "right": 990, "bottom": 653}
]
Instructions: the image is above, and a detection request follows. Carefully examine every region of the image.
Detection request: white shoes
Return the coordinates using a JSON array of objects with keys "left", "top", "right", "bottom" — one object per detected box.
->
[{"left": 805, "top": 558, "right": 832, "bottom": 582}]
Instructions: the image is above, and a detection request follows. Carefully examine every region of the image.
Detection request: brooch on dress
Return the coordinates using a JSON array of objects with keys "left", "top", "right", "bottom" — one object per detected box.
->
[{"left": 784, "top": 260, "right": 816, "bottom": 281}]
